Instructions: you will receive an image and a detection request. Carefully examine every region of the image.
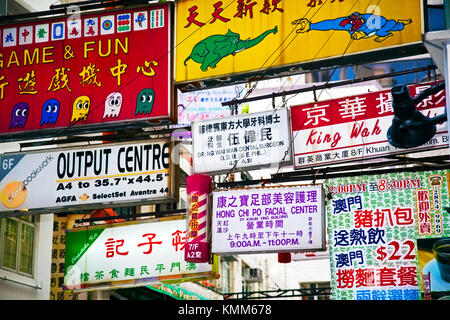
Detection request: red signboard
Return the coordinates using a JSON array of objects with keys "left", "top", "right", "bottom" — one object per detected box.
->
[
  {"left": 290, "top": 83, "right": 447, "bottom": 169},
  {"left": 0, "top": 4, "right": 171, "bottom": 137}
]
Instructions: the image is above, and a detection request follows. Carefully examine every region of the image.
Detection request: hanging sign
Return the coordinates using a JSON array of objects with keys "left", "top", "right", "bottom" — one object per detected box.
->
[
  {"left": 175, "top": 0, "right": 423, "bottom": 89},
  {"left": 0, "top": 4, "right": 172, "bottom": 139},
  {"left": 185, "top": 174, "right": 212, "bottom": 263},
  {"left": 290, "top": 83, "right": 447, "bottom": 169},
  {"left": 326, "top": 170, "right": 450, "bottom": 300},
  {"left": 0, "top": 140, "right": 173, "bottom": 214},
  {"left": 211, "top": 185, "right": 326, "bottom": 254},
  {"left": 64, "top": 216, "right": 218, "bottom": 291},
  {"left": 192, "top": 109, "right": 291, "bottom": 174},
  {"left": 445, "top": 41, "right": 450, "bottom": 149}
]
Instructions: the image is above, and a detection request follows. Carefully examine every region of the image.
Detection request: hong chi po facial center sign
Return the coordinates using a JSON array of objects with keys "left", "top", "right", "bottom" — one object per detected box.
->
[
  {"left": 0, "top": 140, "right": 172, "bottom": 214},
  {"left": 64, "top": 216, "right": 215, "bottom": 290},
  {"left": 192, "top": 109, "right": 291, "bottom": 174},
  {"left": 0, "top": 4, "right": 171, "bottom": 137},
  {"left": 211, "top": 185, "right": 326, "bottom": 254}
]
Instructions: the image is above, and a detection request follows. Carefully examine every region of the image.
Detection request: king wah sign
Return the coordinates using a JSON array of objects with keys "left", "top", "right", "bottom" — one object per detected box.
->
[
  {"left": 0, "top": 140, "right": 173, "bottom": 215},
  {"left": 0, "top": 4, "right": 172, "bottom": 139},
  {"left": 64, "top": 215, "right": 218, "bottom": 291},
  {"left": 290, "top": 82, "right": 447, "bottom": 169},
  {"left": 175, "top": 0, "right": 423, "bottom": 89}
]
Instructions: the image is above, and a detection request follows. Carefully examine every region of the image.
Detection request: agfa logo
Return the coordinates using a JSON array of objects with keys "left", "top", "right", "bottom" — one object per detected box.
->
[{"left": 1, "top": 181, "right": 27, "bottom": 209}]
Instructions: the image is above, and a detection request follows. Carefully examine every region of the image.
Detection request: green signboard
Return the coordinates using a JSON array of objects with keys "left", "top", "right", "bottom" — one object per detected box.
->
[{"left": 325, "top": 170, "right": 450, "bottom": 300}]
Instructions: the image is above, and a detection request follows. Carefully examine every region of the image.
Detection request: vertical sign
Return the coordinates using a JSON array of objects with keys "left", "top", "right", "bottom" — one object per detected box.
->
[
  {"left": 326, "top": 170, "right": 450, "bottom": 300},
  {"left": 185, "top": 174, "right": 212, "bottom": 263},
  {"left": 445, "top": 42, "right": 450, "bottom": 149}
]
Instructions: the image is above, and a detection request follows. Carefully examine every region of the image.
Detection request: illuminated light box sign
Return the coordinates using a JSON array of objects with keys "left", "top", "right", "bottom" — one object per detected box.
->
[
  {"left": 175, "top": 0, "right": 423, "bottom": 89},
  {"left": 326, "top": 170, "right": 450, "bottom": 300},
  {"left": 64, "top": 216, "right": 218, "bottom": 291},
  {"left": 0, "top": 4, "right": 171, "bottom": 139},
  {"left": 290, "top": 83, "right": 447, "bottom": 169},
  {"left": 0, "top": 140, "right": 173, "bottom": 214},
  {"left": 211, "top": 185, "right": 326, "bottom": 254},
  {"left": 191, "top": 109, "right": 291, "bottom": 174}
]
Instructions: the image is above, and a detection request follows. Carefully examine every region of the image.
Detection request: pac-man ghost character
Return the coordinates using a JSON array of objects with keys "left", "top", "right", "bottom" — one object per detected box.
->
[
  {"left": 71, "top": 96, "right": 90, "bottom": 123},
  {"left": 135, "top": 88, "right": 155, "bottom": 116},
  {"left": 103, "top": 92, "right": 123, "bottom": 119},
  {"left": 9, "top": 102, "right": 29, "bottom": 129},
  {"left": 40, "top": 98, "right": 60, "bottom": 126}
]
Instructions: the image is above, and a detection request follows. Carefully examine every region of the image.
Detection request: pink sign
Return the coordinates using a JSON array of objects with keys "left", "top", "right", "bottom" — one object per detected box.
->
[{"left": 185, "top": 174, "right": 212, "bottom": 263}]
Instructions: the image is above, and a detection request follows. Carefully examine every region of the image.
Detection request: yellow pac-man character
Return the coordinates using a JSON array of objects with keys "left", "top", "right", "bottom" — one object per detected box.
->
[{"left": 71, "top": 96, "right": 91, "bottom": 122}]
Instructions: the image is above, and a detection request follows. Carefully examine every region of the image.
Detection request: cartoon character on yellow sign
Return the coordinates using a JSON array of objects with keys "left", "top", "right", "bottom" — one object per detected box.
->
[
  {"left": 292, "top": 12, "right": 412, "bottom": 42},
  {"left": 71, "top": 95, "right": 91, "bottom": 123}
]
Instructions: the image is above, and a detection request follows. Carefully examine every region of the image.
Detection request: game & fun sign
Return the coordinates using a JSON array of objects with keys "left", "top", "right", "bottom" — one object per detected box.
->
[
  {"left": 0, "top": 140, "right": 173, "bottom": 214},
  {"left": 64, "top": 215, "right": 218, "bottom": 291},
  {"left": 325, "top": 170, "right": 450, "bottom": 300},
  {"left": 290, "top": 83, "right": 447, "bottom": 169},
  {"left": 175, "top": 0, "right": 422, "bottom": 88},
  {"left": 191, "top": 109, "right": 291, "bottom": 174},
  {"left": 211, "top": 185, "right": 326, "bottom": 254},
  {"left": 0, "top": 4, "right": 171, "bottom": 138}
]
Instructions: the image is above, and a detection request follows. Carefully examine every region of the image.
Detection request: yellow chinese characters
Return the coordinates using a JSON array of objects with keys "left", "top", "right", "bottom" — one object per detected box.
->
[
  {"left": 110, "top": 59, "right": 127, "bottom": 87},
  {"left": 137, "top": 60, "right": 158, "bottom": 77},
  {"left": 79, "top": 63, "right": 101, "bottom": 87},
  {"left": 0, "top": 76, "right": 9, "bottom": 100},
  {"left": 48, "top": 67, "right": 72, "bottom": 93},
  {"left": 18, "top": 70, "right": 38, "bottom": 95}
]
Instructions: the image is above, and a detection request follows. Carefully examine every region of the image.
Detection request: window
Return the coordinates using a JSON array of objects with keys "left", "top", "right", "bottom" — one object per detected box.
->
[
  {"left": 0, "top": 216, "right": 35, "bottom": 276},
  {"left": 221, "top": 260, "right": 231, "bottom": 293}
]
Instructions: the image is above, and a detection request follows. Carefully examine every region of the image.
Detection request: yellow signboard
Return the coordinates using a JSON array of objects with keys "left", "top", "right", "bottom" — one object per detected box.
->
[{"left": 175, "top": 0, "right": 423, "bottom": 85}]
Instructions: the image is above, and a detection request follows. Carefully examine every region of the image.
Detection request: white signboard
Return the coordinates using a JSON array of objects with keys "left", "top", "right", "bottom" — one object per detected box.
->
[
  {"left": 64, "top": 216, "right": 214, "bottom": 289},
  {"left": 211, "top": 185, "right": 326, "bottom": 254},
  {"left": 192, "top": 109, "right": 291, "bottom": 174},
  {"left": 0, "top": 140, "right": 172, "bottom": 214}
]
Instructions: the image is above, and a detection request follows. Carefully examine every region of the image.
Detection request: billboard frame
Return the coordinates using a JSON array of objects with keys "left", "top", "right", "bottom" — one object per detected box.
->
[
  {"left": 0, "top": 3, "right": 176, "bottom": 142},
  {"left": 175, "top": 0, "right": 426, "bottom": 92},
  {"left": 0, "top": 138, "right": 178, "bottom": 217},
  {"left": 211, "top": 184, "right": 327, "bottom": 255}
]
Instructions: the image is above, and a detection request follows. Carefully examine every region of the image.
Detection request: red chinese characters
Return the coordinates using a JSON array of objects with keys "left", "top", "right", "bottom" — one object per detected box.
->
[
  {"left": 184, "top": 0, "right": 283, "bottom": 28},
  {"left": 105, "top": 238, "right": 129, "bottom": 258},
  {"left": 354, "top": 207, "right": 414, "bottom": 228},
  {"left": 138, "top": 233, "right": 163, "bottom": 254},
  {"left": 104, "top": 230, "right": 187, "bottom": 257},
  {"left": 336, "top": 266, "right": 417, "bottom": 289}
]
